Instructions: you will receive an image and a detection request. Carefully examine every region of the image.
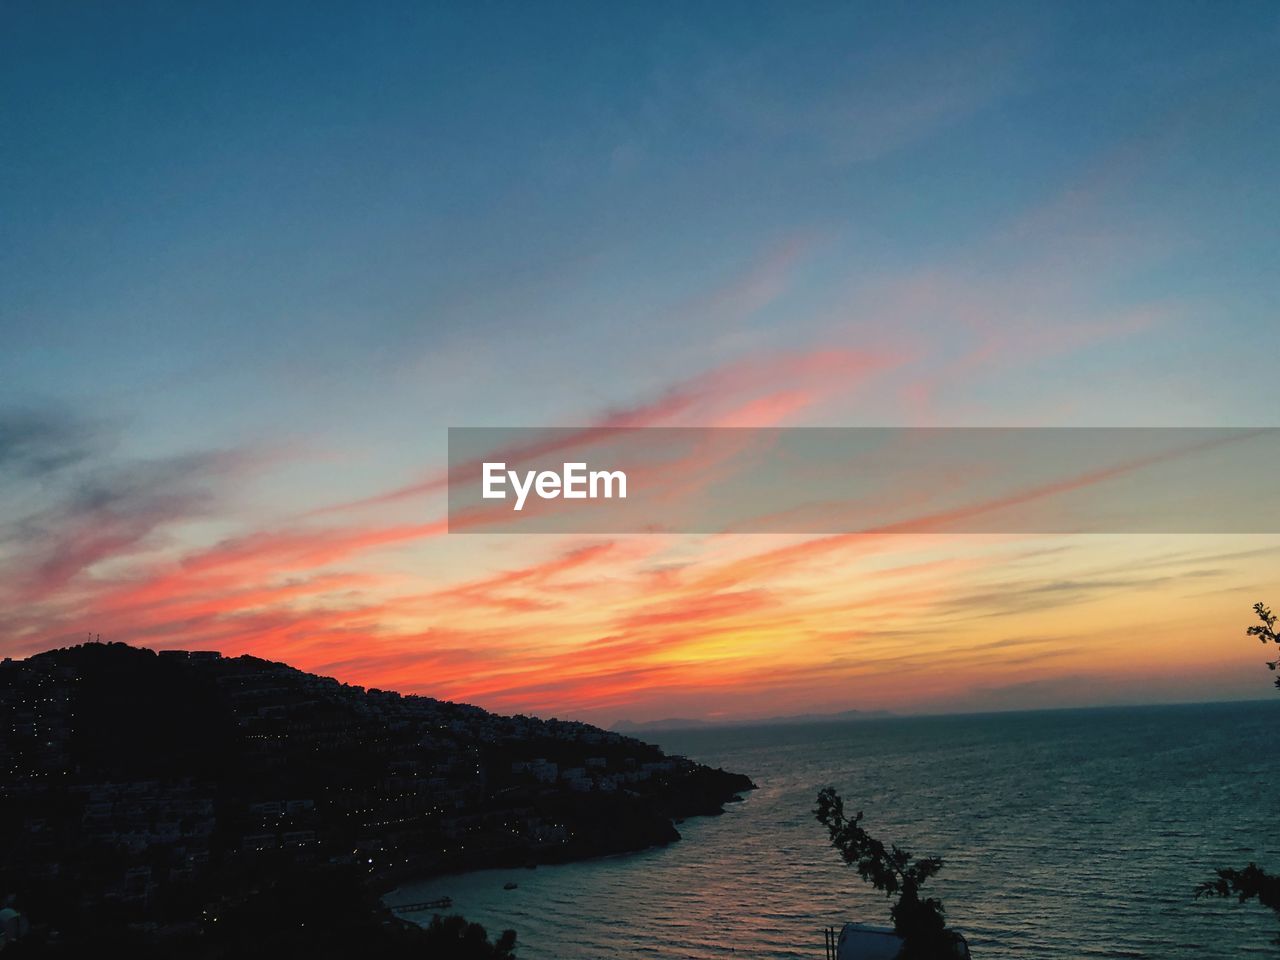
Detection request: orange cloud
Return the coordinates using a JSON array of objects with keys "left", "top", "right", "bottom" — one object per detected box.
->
[{"left": 5, "top": 346, "right": 1276, "bottom": 725}]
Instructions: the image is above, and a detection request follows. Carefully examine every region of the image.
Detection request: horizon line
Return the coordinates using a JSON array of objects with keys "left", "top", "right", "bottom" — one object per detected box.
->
[{"left": 19, "top": 638, "right": 1277, "bottom": 732}]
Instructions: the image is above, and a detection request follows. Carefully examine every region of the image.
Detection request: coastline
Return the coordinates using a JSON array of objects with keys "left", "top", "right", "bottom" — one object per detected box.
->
[
  {"left": 379, "top": 704, "right": 1280, "bottom": 959},
  {"left": 374, "top": 765, "right": 756, "bottom": 891},
  {"left": 382, "top": 781, "right": 758, "bottom": 936}
]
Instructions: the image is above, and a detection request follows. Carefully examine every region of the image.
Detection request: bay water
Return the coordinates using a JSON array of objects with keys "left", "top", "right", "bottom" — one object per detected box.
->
[{"left": 392, "top": 701, "right": 1280, "bottom": 958}]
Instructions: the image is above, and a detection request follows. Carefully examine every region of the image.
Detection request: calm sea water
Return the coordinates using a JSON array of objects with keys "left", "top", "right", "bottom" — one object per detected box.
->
[{"left": 393, "top": 701, "right": 1280, "bottom": 958}]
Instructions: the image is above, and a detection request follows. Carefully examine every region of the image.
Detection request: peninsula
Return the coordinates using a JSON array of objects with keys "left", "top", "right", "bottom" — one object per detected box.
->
[{"left": 0, "top": 642, "right": 754, "bottom": 955}]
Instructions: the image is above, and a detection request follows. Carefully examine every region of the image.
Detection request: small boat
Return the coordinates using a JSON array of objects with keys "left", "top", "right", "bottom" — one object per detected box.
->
[{"left": 503, "top": 881, "right": 519, "bottom": 891}]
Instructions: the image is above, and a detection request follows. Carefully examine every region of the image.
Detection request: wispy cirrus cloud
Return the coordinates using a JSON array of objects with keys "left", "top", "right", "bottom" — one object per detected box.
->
[
  {"left": 3, "top": 329, "right": 1275, "bottom": 723},
  {"left": 0, "top": 407, "right": 103, "bottom": 481},
  {"left": 317, "top": 345, "right": 904, "bottom": 517},
  {"left": 0, "top": 410, "right": 265, "bottom": 607}
]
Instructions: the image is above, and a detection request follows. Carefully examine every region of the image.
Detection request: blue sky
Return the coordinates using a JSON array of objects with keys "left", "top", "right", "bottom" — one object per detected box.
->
[
  {"left": 2, "top": 3, "right": 1279, "bottom": 720},
  {"left": 5, "top": 3, "right": 1278, "bottom": 441}
]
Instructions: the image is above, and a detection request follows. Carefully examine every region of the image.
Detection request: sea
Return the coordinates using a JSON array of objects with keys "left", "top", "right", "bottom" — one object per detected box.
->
[{"left": 391, "top": 701, "right": 1280, "bottom": 958}]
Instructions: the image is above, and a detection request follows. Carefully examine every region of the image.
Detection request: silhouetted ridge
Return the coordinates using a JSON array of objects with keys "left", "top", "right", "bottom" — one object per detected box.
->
[{"left": 1, "top": 642, "right": 754, "bottom": 956}]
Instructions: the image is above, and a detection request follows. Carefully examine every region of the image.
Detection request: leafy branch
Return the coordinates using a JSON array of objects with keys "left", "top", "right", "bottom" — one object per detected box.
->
[
  {"left": 1197, "top": 602, "right": 1280, "bottom": 948},
  {"left": 815, "top": 787, "right": 961, "bottom": 958},
  {"left": 1246, "top": 602, "right": 1279, "bottom": 688}
]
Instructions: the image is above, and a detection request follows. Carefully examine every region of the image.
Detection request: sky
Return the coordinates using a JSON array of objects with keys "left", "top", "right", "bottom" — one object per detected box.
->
[{"left": 2, "top": 2, "right": 1279, "bottom": 725}]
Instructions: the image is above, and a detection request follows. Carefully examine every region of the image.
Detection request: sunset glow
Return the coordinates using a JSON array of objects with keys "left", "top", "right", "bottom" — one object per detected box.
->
[{"left": 3, "top": 3, "right": 1278, "bottom": 726}]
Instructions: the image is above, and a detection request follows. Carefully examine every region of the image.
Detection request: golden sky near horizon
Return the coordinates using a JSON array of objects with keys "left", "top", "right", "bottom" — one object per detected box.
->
[{"left": 4, "top": 4, "right": 1280, "bottom": 725}]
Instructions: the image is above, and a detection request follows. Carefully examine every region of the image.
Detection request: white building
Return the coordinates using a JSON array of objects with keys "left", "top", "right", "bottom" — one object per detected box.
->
[{"left": 826, "top": 923, "right": 970, "bottom": 960}]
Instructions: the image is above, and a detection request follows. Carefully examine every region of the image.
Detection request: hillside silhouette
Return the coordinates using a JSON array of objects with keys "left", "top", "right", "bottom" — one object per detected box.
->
[{"left": 0, "top": 642, "right": 753, "bottom": 956}]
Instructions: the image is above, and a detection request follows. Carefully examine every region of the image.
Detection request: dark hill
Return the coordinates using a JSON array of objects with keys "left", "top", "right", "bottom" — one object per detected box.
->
[{"left": 0, "top": 642, "right": 753, "bottom": 957}]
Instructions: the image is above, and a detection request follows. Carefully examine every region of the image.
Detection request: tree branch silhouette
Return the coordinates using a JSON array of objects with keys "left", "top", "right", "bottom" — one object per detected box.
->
[
  {"left": 1196, "top": 602, "right": 1280, "bottom": 947},
  {"left": 815, "top": 787, "right": 963, "bottom": 958}
]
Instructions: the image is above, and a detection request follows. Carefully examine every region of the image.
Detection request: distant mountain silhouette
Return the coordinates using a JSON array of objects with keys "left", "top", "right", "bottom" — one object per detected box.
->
[{"left": 613, "top": 708, "right": 894, "bottom": 733}]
